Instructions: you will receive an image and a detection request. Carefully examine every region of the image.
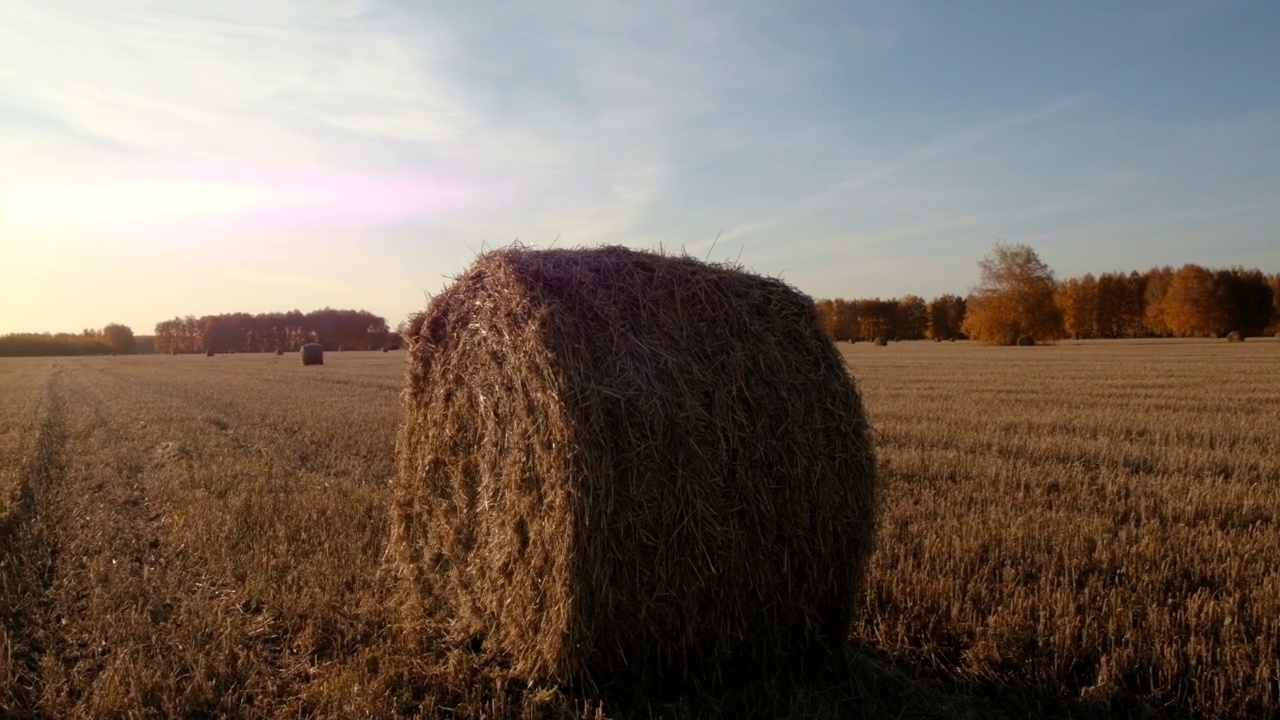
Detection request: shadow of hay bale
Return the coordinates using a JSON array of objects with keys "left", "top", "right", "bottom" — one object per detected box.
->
[{"left": 390, "top": 245, "right": 878, "bottom": 695}]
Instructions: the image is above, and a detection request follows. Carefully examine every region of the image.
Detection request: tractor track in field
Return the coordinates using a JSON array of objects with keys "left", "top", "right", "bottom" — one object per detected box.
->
[
  {"left": 1, "top": 366, "right": 69, "bottom": 718},
  {"left": 1, "top": 363, "right": 183, "bottom": 718}
]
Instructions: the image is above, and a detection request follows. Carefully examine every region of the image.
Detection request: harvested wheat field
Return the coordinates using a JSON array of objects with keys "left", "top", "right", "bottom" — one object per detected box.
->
[{"left": 1, "top": 338, "right": 1278, "bottom": 718}]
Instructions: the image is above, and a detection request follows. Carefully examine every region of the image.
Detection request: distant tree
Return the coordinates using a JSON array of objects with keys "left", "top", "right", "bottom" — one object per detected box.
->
[
  {"left": 896, "top": 295, "right": 928, "bottom": 340},
  {"left": 814, "top": 299, "right": 839, "bottom": 340},
  {"left": 1118, "top": 270, "right": 1149, "bottom": 338},
  {"left": 926, "top": 294, "right": 966, "bottom": 340},
  {"left": 1143, "top": 267, "right": 1176, "bottom": 336},
  {"left": 1215, "top": 267, "right": 1274, "bottom": 336},
  {"left": 102, "top": 323, "right": 137, "bottom": 354},
  {"left": 962, "top": 243, "right": 1063, "bottom": 345},
  {"left": 853, "top": 299, "right": 898, "bottom": 341},
  {"left": 1056, "top": 274, "right": 1098, "bottom": 339},
  {"left": 1269, "top": 274, "right": 1280, "bottom": 334},
  {"left": 1162, "top": 264, "right": 1229, "bottom": 337}
]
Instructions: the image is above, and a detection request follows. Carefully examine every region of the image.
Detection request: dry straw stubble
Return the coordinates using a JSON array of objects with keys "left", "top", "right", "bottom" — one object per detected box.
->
[{"left": 390, "top": 245, "right": 879, "bottom": 688}]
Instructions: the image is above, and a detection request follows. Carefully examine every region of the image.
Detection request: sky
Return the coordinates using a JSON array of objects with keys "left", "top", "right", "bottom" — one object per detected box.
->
[{"left": 2, "top": 0, "right": 1278, "bottom": 335}]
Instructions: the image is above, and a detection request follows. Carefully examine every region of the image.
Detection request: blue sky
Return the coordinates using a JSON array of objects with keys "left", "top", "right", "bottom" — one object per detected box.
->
[{"left": 1, "top": 0, "right": 1277, "bottom": 334}]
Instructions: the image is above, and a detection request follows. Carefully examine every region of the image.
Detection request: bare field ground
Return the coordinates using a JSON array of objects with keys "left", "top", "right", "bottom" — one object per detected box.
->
[{"left": 0, "top": 339, "right": 1277, "bottom": 718}]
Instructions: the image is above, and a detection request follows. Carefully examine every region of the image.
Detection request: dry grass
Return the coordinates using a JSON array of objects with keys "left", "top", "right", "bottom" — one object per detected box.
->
[
  {"left": 0, "top": 338, "right": 1276, "bottom": 718},
  {"left": 843, "top": 337, "right": 1280, "bottom": 719}
]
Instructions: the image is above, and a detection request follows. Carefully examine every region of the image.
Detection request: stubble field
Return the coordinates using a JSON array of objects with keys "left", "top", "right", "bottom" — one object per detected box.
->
[{"left": 1, "top": 339, "right": 1277, "bottom": 719}]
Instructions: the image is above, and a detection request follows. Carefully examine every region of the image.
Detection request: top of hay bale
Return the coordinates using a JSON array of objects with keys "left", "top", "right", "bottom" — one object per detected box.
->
[{"left": 393, "top": 245, "right": 878, "bottom": 685}]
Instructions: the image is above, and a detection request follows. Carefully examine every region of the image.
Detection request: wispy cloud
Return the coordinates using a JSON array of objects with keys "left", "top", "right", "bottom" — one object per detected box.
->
[{"left": 718, "top": 93, "right": 1089, "bottom": 246}]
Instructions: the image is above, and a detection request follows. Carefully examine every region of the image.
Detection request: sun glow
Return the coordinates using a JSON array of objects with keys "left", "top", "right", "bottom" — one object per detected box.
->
[{"left": 1, "top": 180, "right": 265, "bottom": 230}]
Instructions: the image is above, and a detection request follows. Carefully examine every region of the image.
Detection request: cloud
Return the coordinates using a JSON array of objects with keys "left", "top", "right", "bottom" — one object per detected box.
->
[
  {"left": 717, "top": 93, "right": 1089, "bottom": 247},
  {"left": 0, "top": 0, "right": 910, "bottom": 249}
]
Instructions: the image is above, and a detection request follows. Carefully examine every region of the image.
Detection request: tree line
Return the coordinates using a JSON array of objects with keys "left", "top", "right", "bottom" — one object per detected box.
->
[
  {"left": 153, "top": 308, "right": 393, "bottom": 354},
  {"left": 0, "top": 324, "right": 137, "bottom": 357},
  {"left": 816, "top": 244, "right": 1280, "bottom": 345},
  {"left": 0, "top": 310, "right": 394, "bottom": 357}
]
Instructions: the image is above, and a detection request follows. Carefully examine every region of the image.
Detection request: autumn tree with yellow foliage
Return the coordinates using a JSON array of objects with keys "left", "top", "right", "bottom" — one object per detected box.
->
[{"left": 962, "top": 243, "right": 1064, "bottom": 345}]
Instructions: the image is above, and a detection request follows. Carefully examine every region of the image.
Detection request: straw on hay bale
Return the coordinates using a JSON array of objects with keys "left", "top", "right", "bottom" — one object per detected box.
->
[
  {"left": 873, "top": 336, "right": 888, "bottom": 346},
  {"left": 1226, "top": 331, "right": 1245, "bottom": 343},
  {"left": 1017, "top": 335, "right": 1036, "bottom": 346},
  {"left": 390, "top": 245, "right": 878, "bottom": 686},
  {"left": 301, "top": 343, "right": 324, "bottom": 366}
]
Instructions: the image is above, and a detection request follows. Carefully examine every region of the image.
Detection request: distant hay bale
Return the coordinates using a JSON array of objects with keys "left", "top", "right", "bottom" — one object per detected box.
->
[
  {"left": 301, "top": 343, "right": 324, "bottom": 366},
  {"left": 873, "top": 336, "right": 888, "bottom": 346},
  {"left": 390, "top": 246, "right": 878, "bottom": 686},
  {"left": 205, "top": 349, "right": 215, "bottom": 357},
  {"left": 382, "top": 346, "right": 390, "bottom": 352},
  {"left": 1017, "top": 335, "right": 1036, "bottom": 346},
  {"left": 276, "top": 348, "right": 284, "bottom": 356},
  {"left": 1226, "top": 331, "right": 1245, "bottom": 343}
]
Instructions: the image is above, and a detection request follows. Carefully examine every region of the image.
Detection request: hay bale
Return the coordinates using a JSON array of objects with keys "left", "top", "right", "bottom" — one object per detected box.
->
[
  {"left": 205, "top": 349, "right": 215, "bottom": 357},
  {"left": 391, "top": 246, "right": 878, "bottom": 686},
  {"left": 301, "top": 343, "right": 324, "bottom": 366},
  {"left": 382, "top": 346, "right": 390, "bottom": 353},
  {"left": 1226, "top": 331, "right": 1245, "bottom": 342},
  {"left": 873, "top": 336, "right": 887, "bottom": 346},
  {"left": 1017, "top": 335, "right": 1036, "bottom": 346},
  {"left": 276, "top": 348, "right": 284, "bottom": 356}
]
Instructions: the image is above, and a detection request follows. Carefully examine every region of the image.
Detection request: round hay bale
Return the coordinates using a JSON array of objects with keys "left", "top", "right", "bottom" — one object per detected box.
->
[
  {"left": 205, "top": 349, "right": 215, "bottom": 357},
  {"left": 382, "top": 346, "right": 390, "bottom": 353},
  {"left": 391, "top": 246, "right": 878, "bottom": 686},
  {"left": 1017, "top": 335, "right": 1036, "bottom": 346},
  {"left": 301, "top": 343, "right": 324, "bottom": 366},
  {"left": 276, "top": 348, "right": 284, "bottom": 356},
  {"left": 1226, "top": 331, "right": 1245, "bottom": 343},
  {"left": 873, "top": 336, "right": 888, "bottom": 346}
]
